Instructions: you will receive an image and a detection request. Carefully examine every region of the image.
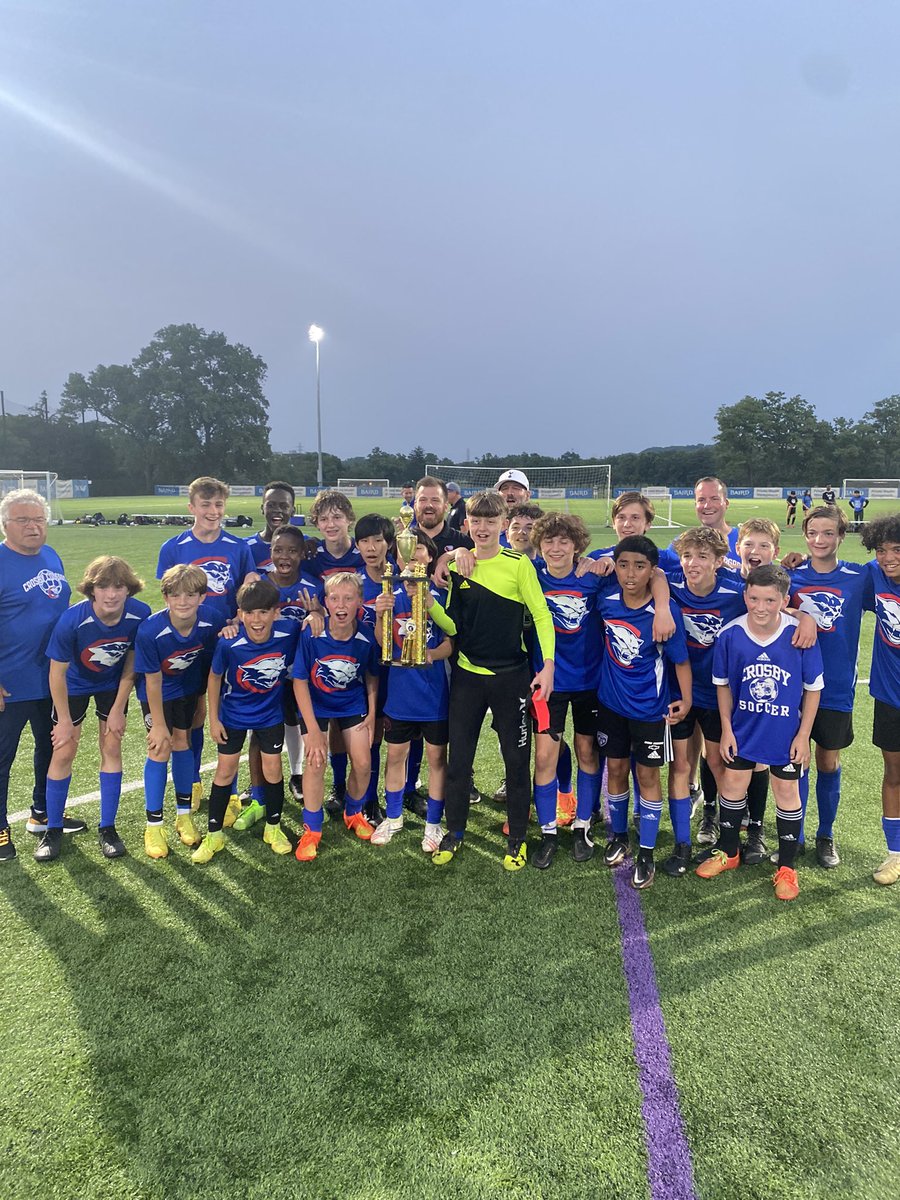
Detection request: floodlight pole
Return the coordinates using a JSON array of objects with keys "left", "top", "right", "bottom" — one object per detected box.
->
[{"left": 308, "top": 324, "right": 324, "bottom": 489}]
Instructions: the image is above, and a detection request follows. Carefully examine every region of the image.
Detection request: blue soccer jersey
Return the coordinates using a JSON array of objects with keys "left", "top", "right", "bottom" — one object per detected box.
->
[
  {"left": 276, "top": 572, "right": 324, "bottom": 624},
  {"left": 597, "top": 588, "right": 690, "bottom": 722},
  {"left": 211, "top": 620, "right": 298, "bottom": 730},
  {"left": 712, "top": 613, "right": 824, "bottom": 766},
  {"left": 358, "top": 568, "right": 389, "bottom": 632},
  {"left": 665, "top": 572, "right": 746, "bottom": 708},
  {"left": 47, "top": 596, "right": 151, "bottom": 696},
  {"left": 789, "top": 560, "right": 867, "bottom": 712},
  {"left": 134, "top": 604, "right": 224, "bottom": 703},
  {"left": 156, "top": 530, "right": 256, "bottom": 620},
  {"left": 244, "top": 532, "right": 275, "bottom": 573},
  {"left": 863, "top": 562, "right": 900, "bottom": 707},
  {"left": 533, "top": 565, "right": 604, "bottom": 693},
  {"left": 293, "top": 622, "right": 377, "bottom": 718},
  {"left": 0, "top": 543, "right": 71, "bottom": 702},
  {"left": 660, "top": 526, "right": 741, "bottom": 575},
  {"left": 383, "top": 586, "right": 450, "bottom": 723},
  {"left": 305, "top": 540, "right": 363, "bottom": 581}
]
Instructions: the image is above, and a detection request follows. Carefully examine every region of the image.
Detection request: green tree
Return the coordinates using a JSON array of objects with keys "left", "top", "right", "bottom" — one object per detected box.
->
[{"left": 714, "top": 392, "right": 829, "bottom": 484}]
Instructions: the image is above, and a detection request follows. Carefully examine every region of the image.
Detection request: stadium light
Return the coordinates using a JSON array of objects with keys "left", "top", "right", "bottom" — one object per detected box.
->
[{"left": 308, "top": 325, "right": 324, "bottom": 488}]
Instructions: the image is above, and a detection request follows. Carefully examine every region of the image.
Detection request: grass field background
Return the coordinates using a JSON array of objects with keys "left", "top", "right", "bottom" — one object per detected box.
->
[{"left": 1, "top": 495, "right": 898, "bottom": 1199}]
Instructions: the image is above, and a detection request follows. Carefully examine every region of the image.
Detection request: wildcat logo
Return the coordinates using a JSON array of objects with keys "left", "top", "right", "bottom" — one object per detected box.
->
[
  {"left": 81, "top": 639, "right": 130, "bottom": 672},
  {"left": 236, "top": 653, "right": 286, "bottom": 693},
  {"left": 682, "top": 609, "right": 723, "bottom": 648},
  {"left": 23, "top": 569, "right": 66, "bottom": 599},
  {"left": 606, "top": 620, "right": 643, "bottom": 667},
  {"left": 163, "top": 646, "right": 202, "bottom": 674},
  {"left": 795, "top": 588, "right": 845, "bottom": 632},
  {"left": 279, "top": 600, "right": 306, "bottom": 622},
  {"left": 546, "top": 591, "right": 588, "bottom": 633},
  {"left": 875, "top": 593, "right": 900, "bottom": 648},
  {"left": 312, "top": 655, "right": 361, "bottom": 692},
  {"left": 749, "top": 676, "right": 779, "bottom": 703},
  {"left": 195, "top": 557, "right": 232, "bottom": 595}
]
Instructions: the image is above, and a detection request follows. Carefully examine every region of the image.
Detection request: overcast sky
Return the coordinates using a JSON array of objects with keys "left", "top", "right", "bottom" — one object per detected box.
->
[{"left": 2, "top": 1, "right": 898, "bottom": 462}]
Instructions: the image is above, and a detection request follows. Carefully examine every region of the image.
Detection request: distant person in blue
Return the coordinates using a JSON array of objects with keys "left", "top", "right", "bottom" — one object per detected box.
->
[
  {"left": 801, "top": 489, "right": 813, "bottom": 514},
  {"left": 0, "top": 489, "right": 77, "bottom": 863},
  {"left": 38, "top": 556, "right": 150, "bottom": 862},
  {"left": 848, "top": 489, "right": 869, "bottom": 532}
]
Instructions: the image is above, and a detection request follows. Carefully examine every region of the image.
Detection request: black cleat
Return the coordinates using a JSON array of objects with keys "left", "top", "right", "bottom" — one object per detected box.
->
[
  {"left": 288, "top": 775, "right": 304, "bottom": 802},
  {"left": 34, "top": 828, "right": 63, "bottom": 863},
  {"left": 604, "top": 834, "right": 630, "bottom": 868},
  {"left": 26, "top": 810, "right": 87, "bottom": 835},
  {"left": 493, "top": 778, "right": 507, "bottom": 803},
  {"left": 815, "top": 836, "right": 840, "bottom": 869},
  {"left": 741, "top": 831, "right": 768, "bottom": 865},
  {"left": 324, "top": 787, "right": 345, "bottom": 819},
  {"left": 0, "top": 825, "right": 16, "bottom": 863},
  {"left": 697, "top": 814, "right": 719, "bottom": 845},
  {"left": 98, "top": 825, "right": 127, "bottom": 859},
  {"left": 532, "top": 833, "right": 558, "bottom": 870},
  {"left": 661, "top": 842, "right": 692, "bottom": 877},
  {"left": 632, "top": 849, "right": 655, "bottom": 889},
  {"left": 364, "top": 800, "right": 385, "bottom": 828},
  {"left": 571, "top": 826, "right": 595, "bottom": 862},
  {"left": 403, "top": 790, "right": 428, "bottom": 818}
]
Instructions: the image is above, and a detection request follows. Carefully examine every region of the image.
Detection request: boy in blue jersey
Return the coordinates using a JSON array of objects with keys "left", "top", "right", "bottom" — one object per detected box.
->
[
  {"left": 244, "top": 481, "right": 301, "bottom": 573},
  {"left": 848, "top": 490, "right": 869, "bottom": 533},
  {"left": 292, "top": 572, "right": 379, "bottom": 861},
  {"left": 134, "top": 565, "right": 225, "bottom": 859},
  {"left": 860, "top": 515, "right": 900, "bottom": 885},
  {"left": 597, "top": 536, "right": 692, "bottom": 890},
  {"left": 698, "top": 564, "right": 824, "bottom": 901},
  {"left": 193, "top": 578, "right": 298, "bottom": 864},
  {"left": 36, "top": 556, "right": 150, "bottom": 862}
]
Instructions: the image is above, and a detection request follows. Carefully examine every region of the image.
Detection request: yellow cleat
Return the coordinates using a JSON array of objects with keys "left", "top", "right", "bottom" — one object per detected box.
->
[
  {"left": 191, "top": 781, "right": 203, "bottom": 813},
  {"left": 174, "top": 812, "right": 202, "bottom": 847},
  {"left": 191, "top": 830, "right": 226, "bottom": 864},
  {"left": 223, "top": 795, "right": 243, "bottom": 829},
  {"left": 144, "top": 824, "right": 169, "bottom": 860},
  {"left": 263, "top": 822, "right": 292, "bottom": 855}
]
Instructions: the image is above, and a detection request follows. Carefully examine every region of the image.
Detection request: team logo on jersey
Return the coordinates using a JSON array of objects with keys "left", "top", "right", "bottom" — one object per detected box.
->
[
  {"left": 546, "top": 591, "right": 588, "bottom": 633},
  {"left": 875, "top": 593, "right": 900, "bottom": 648},
  {"left": 279, "top": 599, "right": 307, "bottom": 622},
  {"left": 194, "top": 557, "right": 232, "bottom": 595},
  {"left": 163, "top": 645, "right": 203, "bottom": 674},
  {"left": 23, "top": 568, "right": 66, "bottom": 599},
  {"left": 311, "top": 654, "right": 361, "bottom": 692},
  {"left": 236, "top": 652, "right": 286, "bottom": 693},
  {"left": 606, "top": 620, "right": 643, "bottom": 667},
  {"left": 749, "top": 676, "right": 779, "bottom": 703},
  {"left": 794, "top": 587, "right": 845, "bottom": 632},
  {"left": 681, "top": 609, "right": 723, "bottom": 648},
  {"left": 80, "top": 638, "right": 130, "bottom": 673}
]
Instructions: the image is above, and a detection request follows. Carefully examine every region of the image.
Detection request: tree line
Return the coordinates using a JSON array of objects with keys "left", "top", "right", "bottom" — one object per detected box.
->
[{"left": 2, "top": 325, "right": 897, "bottom": 493}]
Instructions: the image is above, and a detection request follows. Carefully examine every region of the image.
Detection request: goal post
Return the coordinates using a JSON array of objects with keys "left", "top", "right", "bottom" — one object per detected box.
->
[
  {"left": 425, "top": 463, "right": 612, "bottom": 522},
  {"left": 638, "top": 486, "right": 680, "bottom": 529},
  {"left": 0, "top": 469, "right": 61, "bottom": 522},
  {"left": 841, "top": 478, "right": 900, "bottom": 500}
]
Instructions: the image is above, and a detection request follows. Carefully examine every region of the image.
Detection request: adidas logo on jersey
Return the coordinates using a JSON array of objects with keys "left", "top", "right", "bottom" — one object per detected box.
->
[{"left": 758, "top": 652, "right": 771, "bottom": 661}]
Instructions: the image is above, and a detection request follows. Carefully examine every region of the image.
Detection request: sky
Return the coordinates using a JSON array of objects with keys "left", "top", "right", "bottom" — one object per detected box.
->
[{"left": 2, "top": 1, "right": 899, "bottom": 463}]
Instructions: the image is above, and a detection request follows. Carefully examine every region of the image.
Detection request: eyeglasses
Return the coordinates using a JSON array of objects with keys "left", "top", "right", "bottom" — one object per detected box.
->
[{"left": 6, "top": 516, "right": 47, "bottom": 526}]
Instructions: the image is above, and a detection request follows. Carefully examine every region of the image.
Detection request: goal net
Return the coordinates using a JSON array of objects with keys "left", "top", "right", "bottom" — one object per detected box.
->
[
  {"left": 841, "top": 478, "right": 900, "bottom": 500},
  {"left": 0, "top": 469, "right": 61, "bottom": 522},
  {"left": 639, "top": 486, "right": 680, "bottom": 529},
  {"left": 425, "top": 463, "right": 612, "bottom": 519}
]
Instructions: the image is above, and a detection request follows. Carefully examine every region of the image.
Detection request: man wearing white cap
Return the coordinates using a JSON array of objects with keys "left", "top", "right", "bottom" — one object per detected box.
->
[{"left": 495, "top": 469, "right": 530, "bottom": 508}]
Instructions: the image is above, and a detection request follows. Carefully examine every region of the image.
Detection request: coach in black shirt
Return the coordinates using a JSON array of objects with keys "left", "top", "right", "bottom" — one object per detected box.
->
[
  {"left": 445, "top": 482, "right": 467, "bottom": 534},
  {"left": 413, "top": 476, "right": 473, "bottom": 557}
]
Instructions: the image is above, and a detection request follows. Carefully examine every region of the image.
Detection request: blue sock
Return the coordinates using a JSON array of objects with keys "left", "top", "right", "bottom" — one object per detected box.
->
[
  {"left": 534, "top": 780, "right": 558, "bottom": 830},
  {"left": 385, "top": 788, "right": 404, "bottom": 819},
  {"left": 426, "top": 797, "right": 445, "bottom": 824},
  {"left": 331, "top": 751, "right": 348, "bottom": 793},
  {"left": 365, "top": 743, "right": 382, "bottom": 804},
  {"left": 144, "top": 758, "right": 168, "bottom": 817},
  {"left": 46, "top": 775, "right": 71, "bottom": 829},
  {"left": 883, "top": 816, "right": 900, "bottom": 852},
  {"left": 639, "top": 797, "right": 663, "bottom": 850},
  {"left": 797, "top": 770, "right": 809, "bottom": 845},
  {"left": 815, "top": 768, "right": 841, "bottom": 840},
  {"left": 191, "top": 727, "right": 204, "bottom": 781},
  {"left": 576, "top": 768, "right": 601, "bottom": 822},
  {"left": 631, "top": 759, "right": 641, "bottom": 816},
  {"left": 99, "top": 771, "right": 121, "bottom": 827},
  {"left": 668, "top": 796, "right": 691, "bottom": 844},
  {"left": 303, "top": 806, "right": 324, "bottom": 833},
  {"left": 557, "top": 741, "right": 573, "bottom": 793},
  {"left": 405, "top": 739, "right": 424, "bottom": 793},
  {"left": 344, "top": 790, "right": 364, "bottom": 816},
  {"left": 171, "top": 748, "right": 193, "bottom": 799},
  {"left": 251, "top": 784, "right": 265, "bottom": 804},
  {"left": 608, "top": 791, "right": 629, "bottom": 836}
]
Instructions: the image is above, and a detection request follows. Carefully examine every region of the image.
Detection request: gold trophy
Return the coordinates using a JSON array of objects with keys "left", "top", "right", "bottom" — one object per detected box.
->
[
  {"left": 393, "top": 503, "right": 428, "bottom": 668},
  {"left": 380, "top": 561, "right": 394, "bottom": 665}
]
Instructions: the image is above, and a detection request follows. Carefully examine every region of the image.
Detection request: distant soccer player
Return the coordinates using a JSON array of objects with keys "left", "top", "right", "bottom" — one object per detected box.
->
[
  {"left": 822, "top": 485, "right": 837, "bottom": 506},
  {"left": 848, "top": 489, "right": 869, "bottom": 533},
  {"left": 785, "top": 490, "right": 799, "bottom": 528}
]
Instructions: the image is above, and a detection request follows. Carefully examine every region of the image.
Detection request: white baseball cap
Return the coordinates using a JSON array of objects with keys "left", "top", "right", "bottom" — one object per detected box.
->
[{"left": 495, "top": 469, "right": 530, "bottom": 491}]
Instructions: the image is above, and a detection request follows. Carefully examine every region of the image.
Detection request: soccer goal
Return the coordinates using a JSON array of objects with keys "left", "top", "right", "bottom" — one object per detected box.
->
[
  {"left": 639, "top": 486, "right": 681, "bottom": 529},
  {"left": 425, "top": 463, "right": 612, "bottom": 522},
  {"left": 841, "top": 478, "right": 900, "bottom": 500},
  {"left": 0, "top": 469, "right": 61, "bottom": 522}
]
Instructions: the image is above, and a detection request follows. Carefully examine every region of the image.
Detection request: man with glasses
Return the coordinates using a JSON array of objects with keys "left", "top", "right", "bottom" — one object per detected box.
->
[{"left": 0, "top": 490, "right": 83, "bottom": 863}]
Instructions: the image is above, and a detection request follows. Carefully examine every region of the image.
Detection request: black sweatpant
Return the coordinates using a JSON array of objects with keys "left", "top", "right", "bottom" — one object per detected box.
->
[{"left": 445, "top": 663, "right": 531, "bottom": 841}]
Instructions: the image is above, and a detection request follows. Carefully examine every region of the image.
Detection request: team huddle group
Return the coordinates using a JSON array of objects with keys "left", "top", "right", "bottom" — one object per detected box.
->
[{"left": 2, "top": 471, "right": 900, "bottom": 903}]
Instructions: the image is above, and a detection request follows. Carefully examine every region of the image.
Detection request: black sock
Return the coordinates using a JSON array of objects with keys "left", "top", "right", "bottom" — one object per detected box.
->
[
  {"left": 776, "top": 806, "right": 802, "bottom": 869},
  {"left": 264, "top": 779, "right": 284, "bottom": 824},
  {"left": 747, "top": 769, "right": 769, "bottom": 827},
  {"left": 718, "top": 796, "right": 745, "bottom": 857},
  {"left": 208, "top": 783, "right": 231, "bottom": 832},
  {"left": 700, "top": 756, "right": 717, "bottom": 814}
]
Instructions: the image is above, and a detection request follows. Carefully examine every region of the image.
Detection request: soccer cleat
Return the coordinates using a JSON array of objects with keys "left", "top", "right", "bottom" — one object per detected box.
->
[
  {"left": 0, "top": 826, "right": 16, "bottom": 864},
  {"left": 770, "top": 843, "right": 807, "bottom": 866},
  {"left": 773, "top": 865, "right": 800, "bottom": 901},
  {"left": 34, "top": 828, "right": 63, "bottom": 863},
  {"left": 689, "top": 784, "right": 703, "bottom": 819},
  {"left": 661, "top": 842, "right": 692, "bottom": 877},
  {"left": 288, "top": 775, "right": 304, "bottom": 802},
  {"left": 98, "top": 825, "right": 127, "bottom": 859},
  {"left": 493, "top": 779, "right": 507, "bottom": 803},
  {"left": 741, "top": 831, "right": 769, "bottom": 866},
  {"left": 873, "top": 852, "right": 900, "bottom": 886},
  {"left": 503, "top": 839, "right": 528, "bottom": 872},
  {"left": 233, "top": 799, "right": 266, "bottom": 831},
  {"left": 632, "top": 849, "right": 655, "bottom": 890},
  {"left": 603, "top": 835, "right": 630, "bottom": 868},
  {"left": 696, "top": 814, "right": 719, "bottom": 845},
  {"left": 469, "top": 780, "right": 481, "bottom": 805},
  {"left": 571, "top": 826, "right": 595, "bottom": 862},
  {"left": 223, "top": 794, "right": 243, "bottom": 829},
  {"left": 421, "top": 824, "right": 446, "bottom": 853},
  {"left": 174, "top": 812, "right": 203, "bottom": 847},
  {"left": 263, "top": 822, "right": 292, "bottom": 855},
  {"left": 432, "top": 832, "right": 462, "bottom": 866},
  {"left": 371, "top": 816, "right": 404, "bottom": 845},
  {"left": 344, "top": 811, "right": 373, "bottom": 841},
  {"left": 324, "top": 787, "right": 345, "bottom": 819},
  {"left": 695, "top": 848, "right": 740, "bottom": 878},
  {"left": 556, "top": 791, "right": 576, "bottom": 827},
  {"left": 295, "top": 828, "right": 322, "bottom": 862},
  {"left": 403, "top": 790, "right": 428, "bottom": 818},
  {"left": 191, "top": 829, "right": 226, "bottom": 864},
  {"left": 815, "top": 836, "right": 840, "bottom": 869},
  {"left": 532, "top": 833, "right": 558, "bottom": 870},
  {"left": 364, "top": 799, "right": 386, "bottom": 828},
  {"left": 26, "top": 811, "right": 87, "bottom": 835},
  {"left": 238, "top": 788, "right": 252, "bottom": 804},
  {"left": 144, "top": 824, "right": 169, "bottom": 859},
  {"left": 191, "top": 781, "right": 203, "bottom": 813}
]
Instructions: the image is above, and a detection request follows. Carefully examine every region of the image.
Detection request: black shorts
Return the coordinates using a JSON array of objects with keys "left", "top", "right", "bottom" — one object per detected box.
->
[
  {"left": 218, "top": 723, "right": 285, "bottom": 756},
  {"left": 282, "top": 686, "right": 300, "bottom": 728},
  {"left": 725, "top": 754, "right": 801, "bottom": 781},
  {"left": 811, "top": 707, "right": 853, "bottom": 751},
  {"left": 300, "top": 713, "right": 367, "bottom": 735},
  {"left": 542, "top": 690, "right": 599, "bottom": 738},
  {"left": 53, "top": 689, "right": 124, "bottom": 727},
  {"left": 596, "top": 703, "right": 671, "bottom": 767},
  {"left": 384, "top": 716, "right": 449, "bottom": 746},
  {"left": 140, "top": 694, "right": 200, "bottom": 733},
  {"left": 670, "top": 705, "right": 722, "bottom": 743},
  {"left": 873, "top": 700, "right": 900, "bottom": 753}
]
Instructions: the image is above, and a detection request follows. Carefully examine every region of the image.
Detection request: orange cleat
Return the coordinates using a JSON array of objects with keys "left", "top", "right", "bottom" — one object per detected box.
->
[
  {"left": 695, "top": 848, "right": 740, "bottom": 879},
  {"left": 556, "top": 791, "right": 576, "bottom": 827},
  {"left": 773, "top": 865, "right": 800, "bottom": 901},
  {"left": 344, "top": 811, "right": 373, "bottom": 841},
  {"left": 295, "top": 828, "right": 322, "bottom": 862}
]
